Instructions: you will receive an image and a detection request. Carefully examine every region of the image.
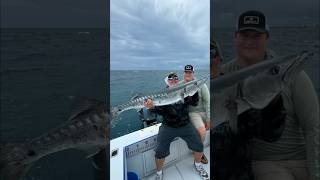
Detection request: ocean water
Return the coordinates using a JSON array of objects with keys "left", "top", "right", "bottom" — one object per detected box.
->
[
  {"left": 1, "top": 28, "right": 108, "bottom": 180},
  {"left": 110, "top": 70, "right": 210, "bottom": 139}
]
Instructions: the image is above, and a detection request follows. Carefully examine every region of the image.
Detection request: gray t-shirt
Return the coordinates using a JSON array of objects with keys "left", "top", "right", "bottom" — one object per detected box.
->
[
  {"left": 221, "top": 52, "right": 320, "bottom": 180},
  {"left": 179, "top": 80, "right": 210, "bottom": 122},
  {"left": 188, "top": 84, "right": 210, "bottom": 121}
]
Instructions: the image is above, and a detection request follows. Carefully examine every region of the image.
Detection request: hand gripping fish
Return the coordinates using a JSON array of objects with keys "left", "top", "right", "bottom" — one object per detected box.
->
[
  {"left": 211, "top": 50, "right": 314, "bottom": 129},
  {"left": 0, "top": 97, "right": 109, "bottom": 180},
  {"left": 111, "top": 75, "right": 210, "bottom": 119}
]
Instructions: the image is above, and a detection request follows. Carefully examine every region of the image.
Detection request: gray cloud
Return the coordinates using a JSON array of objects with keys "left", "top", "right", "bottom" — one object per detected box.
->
[
  {"left": 111, "top": 0, "right": 210, "bottom": 70},
  {"left": 2, "top": 0, "right": 318, "bottom": 28}
]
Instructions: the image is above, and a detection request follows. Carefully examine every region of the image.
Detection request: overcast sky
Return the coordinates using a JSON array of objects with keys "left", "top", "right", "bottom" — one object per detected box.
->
[
  {"left": 211, "top": 0, "right": 319, "bottom": 28},
  {"left": 1, "top": 0, "right": 318, "bottom": 28},
  {"left": 110, "top": 0, "right": 210, "bottom": 70}
]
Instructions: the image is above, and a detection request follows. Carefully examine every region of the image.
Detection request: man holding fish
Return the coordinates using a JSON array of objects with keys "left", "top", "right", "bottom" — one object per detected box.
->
[
  {"left": 214, "top": 10, "right": 319, "bottom": 180},
  {"left": 144, "top": 72, "right": 209, "bottom": 180}
]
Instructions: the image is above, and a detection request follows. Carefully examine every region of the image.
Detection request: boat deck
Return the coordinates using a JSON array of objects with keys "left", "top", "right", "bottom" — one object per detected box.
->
[
  {"left": 110, "top": 123, "right": 210, "bottom": 180},
  {"left": 143, "top": 146, "right": 210, "bottom": 180}
]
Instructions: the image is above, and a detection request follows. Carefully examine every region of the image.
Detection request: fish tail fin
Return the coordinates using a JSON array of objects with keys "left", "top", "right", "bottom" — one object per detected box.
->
[
  {"left": 0, "top": 142, "right": 33, "bottom": 180},
  {"left": 111, "top": 107, "right": 121, "bottom": 120}
]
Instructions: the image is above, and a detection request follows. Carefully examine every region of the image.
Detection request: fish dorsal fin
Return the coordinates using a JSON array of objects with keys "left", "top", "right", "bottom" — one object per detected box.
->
[
  {"left": 130, "top": 93, "right": 143, "bottom": 100},
  {"left": 68, "top": 96, "right": 104, "bottom": 120}
]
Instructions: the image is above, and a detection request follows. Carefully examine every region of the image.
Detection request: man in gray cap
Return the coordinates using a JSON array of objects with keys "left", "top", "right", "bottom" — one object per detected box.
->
[
  {"left": 219, "top": 10, "right": 319, "bottom": 180},
  {"left": 183, "top": 65, "right": 210, "bottom": 164}
]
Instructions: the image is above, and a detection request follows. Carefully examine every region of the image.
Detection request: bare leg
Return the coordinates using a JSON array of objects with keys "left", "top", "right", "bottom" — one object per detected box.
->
[
  {"left": 193, "top": 152, "right": 203, "bottom": 163},
  {"left": 197, "top": 126, "right": 206, "bottom": 142},
  {"left": 197, "top": 126, "right": 208, "bottom": 163},
  {"left": 155, "top": 158, "right": 165, "bottom": 171}
]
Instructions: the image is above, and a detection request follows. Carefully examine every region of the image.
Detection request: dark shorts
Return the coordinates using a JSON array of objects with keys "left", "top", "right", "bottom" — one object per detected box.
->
[{"left": 154, "top": 123, "right": 203, "bottom": 159}]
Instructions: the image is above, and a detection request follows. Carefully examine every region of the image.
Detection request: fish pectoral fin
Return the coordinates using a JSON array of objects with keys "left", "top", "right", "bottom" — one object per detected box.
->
[{"left": 77, "top": 146, "right": 103, "bottom": 159}]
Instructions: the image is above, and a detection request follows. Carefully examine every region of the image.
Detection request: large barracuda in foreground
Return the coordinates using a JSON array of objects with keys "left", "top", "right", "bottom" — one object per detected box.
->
[
  {"left": 211, "top": 50, "right": 314, "bottom": 129},
  {"left": 111, "top": 75, "right": 210, "bottom": 119},
  {"left": 0, "top": 97, "right": 109, "bottom": 180}
]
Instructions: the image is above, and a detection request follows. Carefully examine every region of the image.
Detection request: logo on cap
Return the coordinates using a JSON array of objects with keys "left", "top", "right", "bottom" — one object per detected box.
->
[
  {"left": 184, "top": 65, "right": 194, "bottom": 72},
  {"left": 244, "top": 16, "right": 259, "bottom": 25}
]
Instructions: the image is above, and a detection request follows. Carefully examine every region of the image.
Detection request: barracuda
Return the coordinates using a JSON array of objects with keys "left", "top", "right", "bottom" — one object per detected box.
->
[
  {"left": 111, "top": 74, "right": 210, "bottom": 119},
  {"left": 0, "top": 97, "right": 109, "bottom": 180}
]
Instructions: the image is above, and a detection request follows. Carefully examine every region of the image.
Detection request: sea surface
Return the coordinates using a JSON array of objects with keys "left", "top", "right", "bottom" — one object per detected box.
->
[{"left": 1, "top": 28, "right": 108, "bottom": 180}]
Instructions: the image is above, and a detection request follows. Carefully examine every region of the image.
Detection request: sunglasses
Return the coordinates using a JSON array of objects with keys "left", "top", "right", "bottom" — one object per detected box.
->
[{"left": 168, "top": 76, "right": 178, "bottom": 81}]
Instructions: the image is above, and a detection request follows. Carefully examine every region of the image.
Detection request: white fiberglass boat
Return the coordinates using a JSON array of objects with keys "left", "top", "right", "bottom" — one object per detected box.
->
[{"left": 110, "top": 123, "right": 210, "bottom": 180}]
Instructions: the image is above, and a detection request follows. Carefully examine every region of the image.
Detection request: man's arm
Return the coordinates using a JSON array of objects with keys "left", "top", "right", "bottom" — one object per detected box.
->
[
  {"left": 201, "top": 84, "right": 211, "bottom": 125},
  {"left": 138, "top": 109, "right": 144, "bottom": 120},
  {"left": 292, "top": 71, "right": 320, "bottom": 180},
  {"left": 144, "top": 98, "right": 165, "bottom": 115},
  {"left": 149, "top": 106, "right": 164, "bottom": 115}
]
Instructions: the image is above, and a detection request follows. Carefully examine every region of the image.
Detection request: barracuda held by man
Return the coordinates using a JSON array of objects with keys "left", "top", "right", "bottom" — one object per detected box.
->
[
  {"left": 111, "top": 74, "right": 210, "bottom": 119},
  {"left": 111, "top": 50, "right": 313, "bottom": 122}
]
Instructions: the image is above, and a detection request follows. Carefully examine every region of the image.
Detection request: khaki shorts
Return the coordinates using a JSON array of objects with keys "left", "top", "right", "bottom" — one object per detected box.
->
[
  {"left": 252, "top": 160, "right": 308, "bottom": 180},
  {"left": 189, "top": 112, "right": 207, "bottom": 129}
]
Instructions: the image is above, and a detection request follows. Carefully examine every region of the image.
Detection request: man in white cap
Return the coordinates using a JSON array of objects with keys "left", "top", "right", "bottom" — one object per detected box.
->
[{"left": 144, "top": 72, "right": 209, "bottom": 180}]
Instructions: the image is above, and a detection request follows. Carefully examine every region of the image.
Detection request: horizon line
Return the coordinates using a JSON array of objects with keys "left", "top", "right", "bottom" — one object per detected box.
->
[{"left": 110, "top": 69, "right": 210, "bottom": 71}]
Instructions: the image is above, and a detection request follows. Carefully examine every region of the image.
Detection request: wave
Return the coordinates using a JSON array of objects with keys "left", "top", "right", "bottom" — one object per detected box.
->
[
  {"left": 8, "top": 53, "right": 48, "bottom": 62},
  {"left": 78, "top": 32, "right": 91, "bottom": 35},
  {"left": 1, "top": 66, "right": 53, "bottom": 75}
]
